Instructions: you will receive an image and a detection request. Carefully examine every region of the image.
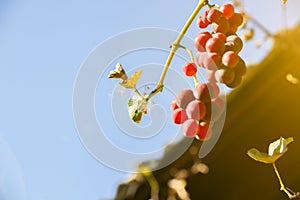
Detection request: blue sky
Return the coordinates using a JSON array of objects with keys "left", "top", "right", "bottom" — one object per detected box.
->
[{"left": 0, "top": 0, "right": 299, "bottom": 200}]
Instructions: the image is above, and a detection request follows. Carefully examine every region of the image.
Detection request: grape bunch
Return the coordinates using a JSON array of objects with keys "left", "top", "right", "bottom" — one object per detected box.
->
[
  {"left": 171, "top": 3, "right": 246, "bottom": 140},
  {"left": 171, "top": 82, "right": 224, "bottom": 141},
  {"left": 195, "top": 3, "right": 247, "bottom": 88}
]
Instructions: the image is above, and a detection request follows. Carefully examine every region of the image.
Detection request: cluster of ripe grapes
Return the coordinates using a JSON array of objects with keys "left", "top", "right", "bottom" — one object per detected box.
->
[{"left": 171, "top": 3, "right": 246, "bottom": 140}]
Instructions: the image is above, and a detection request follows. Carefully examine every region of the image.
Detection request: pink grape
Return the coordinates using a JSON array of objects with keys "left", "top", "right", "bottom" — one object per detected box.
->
[
  {"left": 172, "top": 108, "right": 188, "bottom": 124},
  {"left": 194, "top": 82, "right": 220, "bottom": 102},
  {"left": 175, "top": 89, "right": 195, "bottom": 109},
  {"left": 182, "top": 119, "right": 200, "bottom": 137},
  {"left": 203, "top": 52, "right": 222, "bottom": 70},
  {"left": 186, "top": 100, "right": 207, "bottom": 120},
  {"left": 170, "top": 98, "right": 179, "bottom": 110}
]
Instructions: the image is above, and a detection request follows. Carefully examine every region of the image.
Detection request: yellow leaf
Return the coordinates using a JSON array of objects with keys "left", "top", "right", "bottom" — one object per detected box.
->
[
  {"left": 282, "top": 0, "right": 287, "bottom": 4},
  {"left": 247, "top": 137, "right": 294, "bottom": 164},
  {"left": 120, "top": 70, "right": 142, "bottom": 89},
  {"left": 247, "top": 148, "right": 283, "bottom": 164}
]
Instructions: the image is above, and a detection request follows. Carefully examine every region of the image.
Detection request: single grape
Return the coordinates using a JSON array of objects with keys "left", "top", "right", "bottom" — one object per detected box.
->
[
  {"left": 182, "top": 62, "right": 197, "bottom": 76},
  {"left": 196, "top": 52, "right": 207, "bottom": 67},
  {"left": 212, "top": 17, "right": 230, "bottom": 34},
  {"left": 203, "top": 52, "right": 222, "bottom": 70},
  {"left": 215, "top": 68, "right": 235, "bottom": 85},
  {"left": 226, "top": 75, "right": 242, "bottom": 88},
  {"left": 172, "top": 108, "right": 188, "bottom": 124},
  {"left": 229, "top": 25, "right": 238, "bottom": 33},
  {"left": 234, "top": 58, "right": 247, "bottom": 77},
  {"left": 195, "top": 121, "right": 211, "bottom": 141},
  {"left": 197, "top": 11, "right": 210, "bottom": 28},
  {"left": 194, "top": 82, "right": 219, "bottom": 102},
  {"left": 212, "top": 32, "right": 227, "bottom": 43},
  {"left": 186, "top": 100, "right": 206, "bottom": 120},
  {"left": 229, "top": 13, "right": 244, "bottom": 27},
  {"left": 194, "top": 31, "right": 212, "bottom": 52},
  {"left": 175, "top": 89, "right": 195, "bottom": 109},
  {"left": 222, "top": 51, "right": 239, "bottom": 68},
  {"left": 226, "top": 35, "right": 243, "bottom": 48},
  {"left": 205, "top": 37, "right": 225, "bottom": 55},
  {"left": 182, "top": 119, "right": 200, "bottom": 137},
  {"left": 206, "top": 69, "right": 217, "bottom": 82},
  {"left": 220, "top": 3, "right": 235, "bottom": 18},
  {"left": 207, "top": 9, "right": 222, "bottom": 23},
  {"left": 170, "top": 98, "right": 179, "bottom": 110}
]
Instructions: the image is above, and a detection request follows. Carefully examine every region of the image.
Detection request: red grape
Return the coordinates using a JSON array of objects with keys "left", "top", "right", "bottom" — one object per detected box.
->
[
  {"left": 212, "top": 17, "right": 230, "bottom": 34},
  {"left": 206, "top": 70, "right": 217, "bottom": 82},
  {"left": 234, "top": 58, "right": 247, "bottom": 76},
  {"left": 226, "top": 75, "right": 242, "bottom": 88},
  {"left": 186, "top": 100, "right": 206, "bottom": 120},
  {"left": 196, "top": 52, "right": 207, "bottom": 67},
  {"left": 194, "top": 82, "right": 219, "bottom": 102},
  {"left": 172, "top": 108, "right": 188, "bottom": 124},
  {"left": 229, "top": 13, "right": 244, "bottom": 27},
  {"left": 175, "top": 89, "right": 195, "bottom": 109},
  {"left": 182, "top": 62, "right": 197, "bottom": 76},
  {"left": 170, "top": 98, "right": 179, "bottom": 110},
  {"left": 195, "top": 121, "right": 211, "bottom": 141},
  {"left": 215, "top": 68, "right": 235, "bottom": 85},
  {"left": 203, "top": 52, "right": 222, "bottom": 70},
  {"left": 220, "top": 3, "right": 235, "bottom": 18},
  {"left": 182, "top": 119, "right": 200, "bottom": 137},
  {"left": 222, "top": 51, "right": 239, "bottom": 68},
  {"left": 213, "top": 32, "right": 227, "bottom": 43},
  {"left": 207, "top": 9, "right": 222, "bottom": 23},
  {"left": 194, "top": 31, "right": 212, "bottom": 52},
  {"left": 205, "top": 37, "right": 225, "bottom": 55}
]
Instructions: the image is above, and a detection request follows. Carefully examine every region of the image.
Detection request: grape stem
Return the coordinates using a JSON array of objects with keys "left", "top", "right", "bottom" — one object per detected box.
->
[
  {"left": 146, "top": 0, "right": 208, "bottom": 101},
  {"left": 272, "top": 162, "right": 300, "bottom": 199}
]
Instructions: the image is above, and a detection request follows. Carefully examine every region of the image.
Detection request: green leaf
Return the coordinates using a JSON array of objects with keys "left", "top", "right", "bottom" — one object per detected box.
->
[{"left": 120, "top": 70, "right": 142, "bottom": 89}]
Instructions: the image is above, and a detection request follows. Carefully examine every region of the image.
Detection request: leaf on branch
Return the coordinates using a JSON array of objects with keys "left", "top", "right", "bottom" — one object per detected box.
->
[
  {"left": 120, "top": 70, "right": 143, "bottom": 89},
  {"left": 247, "top": 137, "right": 294, "bottom": 164},
  {"left": 128, "top": 95, "right": 148, "bottom": 123}
]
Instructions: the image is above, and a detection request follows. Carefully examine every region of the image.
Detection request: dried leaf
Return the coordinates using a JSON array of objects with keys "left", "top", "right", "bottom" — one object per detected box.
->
[
  {"left": 120, "top": 70, "right": 142, "bottom": 89},
  {"left": 107, "top": 63, "right": 128, "bottom": 80}
]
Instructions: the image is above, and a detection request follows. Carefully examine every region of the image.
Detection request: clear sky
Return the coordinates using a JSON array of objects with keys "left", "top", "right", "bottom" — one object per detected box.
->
[{"left": 0, "top": 0, "right": 299, "bottom": 200}]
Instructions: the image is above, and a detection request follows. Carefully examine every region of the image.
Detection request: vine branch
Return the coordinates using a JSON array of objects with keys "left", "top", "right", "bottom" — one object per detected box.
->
[{"left": 147, "top": 0, "right": 208, "bottom": 100}]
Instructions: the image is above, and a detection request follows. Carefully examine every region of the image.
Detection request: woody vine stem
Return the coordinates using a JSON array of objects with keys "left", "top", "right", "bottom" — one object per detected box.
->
[{"left": 146, "top": 0, "right": 209, "bottom": 101}]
